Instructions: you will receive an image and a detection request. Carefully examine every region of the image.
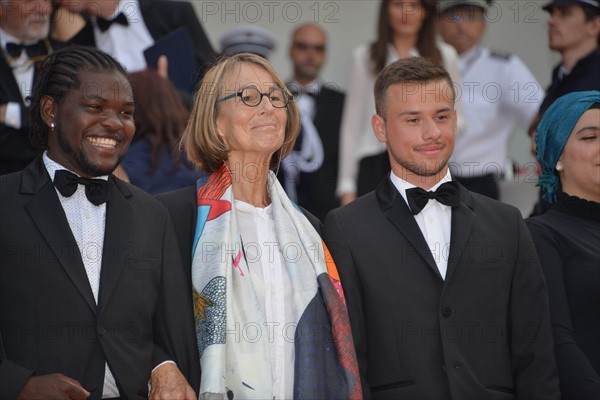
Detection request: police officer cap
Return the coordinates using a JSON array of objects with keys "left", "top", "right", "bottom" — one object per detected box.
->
[
  {"left": 542, "top": 0, "right": 600, "bottom": 12},
  {"left": 220, "top": 25, "right": 277, "bottom": 59},
  {"left": 438, "top": 0, "right": 489, "bottom": 13}
]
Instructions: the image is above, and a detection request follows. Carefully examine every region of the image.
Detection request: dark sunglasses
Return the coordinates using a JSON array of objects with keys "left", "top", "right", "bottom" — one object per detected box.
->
[{"left": 293, "top": 42, "right": 326, "bottom": 53}]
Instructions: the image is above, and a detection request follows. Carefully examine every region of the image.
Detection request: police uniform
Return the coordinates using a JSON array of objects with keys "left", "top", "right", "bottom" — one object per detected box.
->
[{"left": 449, "top": 46, "right": 543, "bottom": 199}]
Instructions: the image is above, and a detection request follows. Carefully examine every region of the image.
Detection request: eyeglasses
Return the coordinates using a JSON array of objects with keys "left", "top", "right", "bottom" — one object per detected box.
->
[
  {"left": 215, "top": 86, "right": 291, "bottom": 108},
  {"left": 293, "top": 41, "right": 326, "bottom": 53}
]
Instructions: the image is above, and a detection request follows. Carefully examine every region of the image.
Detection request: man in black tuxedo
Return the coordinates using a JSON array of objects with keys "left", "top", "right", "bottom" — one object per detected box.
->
[
  {"left": 323, "top": 57, "right": 560, "bottom": 399},
  {"left": 60, "top": 0, "right": 216, "bottom": 79},
  {"left": 283, "top": 23, "right": 345, "bottom": 221},
  {"left": 0, "top": 0, "right": 60, "bottom": 175},
  {"left": 0, "top": 47, "right": 199, "bottom": 399}
]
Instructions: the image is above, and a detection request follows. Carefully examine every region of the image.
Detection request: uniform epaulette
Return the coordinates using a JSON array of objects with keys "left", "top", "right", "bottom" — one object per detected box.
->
[{"left": 490, "top": 50, "right": 512, "bottom": 60}]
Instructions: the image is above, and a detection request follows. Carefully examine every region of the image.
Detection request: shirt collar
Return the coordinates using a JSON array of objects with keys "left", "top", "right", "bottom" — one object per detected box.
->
[
  {"left": 43, "top": 151, "right": 109, "bottom": 182},
  {"left": 387, "top": 43, "right": 419, "bottom": 63},
  {"left": 390, "top": 168, "right": 453, "bottom": 211},
  {"left": 459, "top": 46, "right": 481, "bottom": 74}
]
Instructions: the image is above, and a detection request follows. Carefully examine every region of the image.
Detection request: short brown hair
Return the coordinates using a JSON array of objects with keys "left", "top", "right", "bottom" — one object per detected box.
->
[
  {"left": 182, "top": 53, "right": 300, "bottom": 173},
  {"left": 374, "top": 57, "right": 456, "bottom": 118}
]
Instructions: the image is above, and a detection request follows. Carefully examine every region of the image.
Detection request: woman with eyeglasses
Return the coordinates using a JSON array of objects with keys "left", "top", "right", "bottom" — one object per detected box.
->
[
  {"left": 337, "top": 0, "right": 465, "bottom": 205},
  {"left": 158, "top": 53, "right": 362, "bottom": 400}
]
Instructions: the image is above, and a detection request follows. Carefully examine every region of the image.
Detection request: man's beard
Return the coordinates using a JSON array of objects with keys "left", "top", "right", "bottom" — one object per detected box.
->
[{"left": 55, "top": 127, "right": 122, "bottom": 177}]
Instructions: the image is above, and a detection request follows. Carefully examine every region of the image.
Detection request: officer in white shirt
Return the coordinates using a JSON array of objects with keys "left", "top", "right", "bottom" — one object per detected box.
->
[{"left": 437, "top": 0, "right": 544, "bottom": 199}]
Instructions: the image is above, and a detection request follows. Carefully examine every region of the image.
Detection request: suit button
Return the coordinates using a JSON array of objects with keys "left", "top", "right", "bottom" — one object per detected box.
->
[
  {"left": 442, "top": 306, "right": 453, "bottom": 317},
  {"left": 98, "top": 327, "right": 107, "bottom": 337},
  {"left": 453, "top": 362, "right": 462, "bottom": 370}
]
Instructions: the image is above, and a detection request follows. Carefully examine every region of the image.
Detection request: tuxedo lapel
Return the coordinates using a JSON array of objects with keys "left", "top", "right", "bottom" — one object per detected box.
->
[
  {"left": 444, "top": 185, "right": 476, "bottom": 284},
  {"left": 139, "top": 2, "right": 162, "bottom": 40},
  {"left": 22, "top": 159, "right": 97, "bottom": 313},
  {"left": 97, "top": 177, "right": 133, "bottom": 314},
  {"left": 377, "top": 178, "right": 442, "bottom": 280}
]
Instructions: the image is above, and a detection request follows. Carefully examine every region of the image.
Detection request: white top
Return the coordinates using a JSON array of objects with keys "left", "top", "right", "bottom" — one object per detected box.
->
[
  {"left": 235, "top": 200, "right": 295, "bottom": 400},
  {"left": 42, "top": 153, "right": 119, "bottom": 398},
  {"left": 93, "top": 0, "right": 154, "bottom": 72},
  {"left": 337, "top": 42, "right": 466, "bottom": 196},
  {"left": 389, "top": 169, "right": 453, "bottom": 279},
  {"left": 0, "top": 28, "right": 36, "bottom": 129},
  {"left": 449, "top": 46, "right": 544, "bottom": 178}
]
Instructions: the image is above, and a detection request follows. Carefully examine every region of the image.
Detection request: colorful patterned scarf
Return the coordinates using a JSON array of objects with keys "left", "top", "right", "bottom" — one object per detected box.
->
[
  {"left": 191, "top": 164, "right": 362, "bottom": 399},
  {"left": 536, "top": 90, "right": 600, "bottom": 203}
]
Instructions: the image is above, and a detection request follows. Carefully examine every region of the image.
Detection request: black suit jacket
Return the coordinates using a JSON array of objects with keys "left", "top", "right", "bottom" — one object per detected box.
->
[
  {"left": 0, "top": 158, "right": 200, "bottom": 399},
  {"left": 0, "top": 40, "right": 63, "bottom": 175},
  {"left": 68, "top": 0, "right": 216, "bottom": 76},
  {"left": 539, "top": 47, "right": 600, "bottom": 115},
  {"left": 323, "top": 177, "right": 560, "bottom": 399},
  {"left": 296, "top": 86, "right": 345, "bottom": 222}
]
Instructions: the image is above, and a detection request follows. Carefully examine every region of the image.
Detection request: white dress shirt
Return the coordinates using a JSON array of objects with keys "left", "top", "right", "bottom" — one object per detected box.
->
[
  {"left": 42, "top": 152, "right": 119, "bottom": 398},
  {"left": 235, "top": 200, "right": 295, "bottom": 399},
  {"left": 337, "top": 42, "right": 466, "bottom": 196},
  {"left": 281, "top": 80, "right": 324, "bottom": 201},
  {"left": 0, "top": 28, "right": 37, "bottom": 129},
  {"left": 449, "top": 46, "right": 544, "bottom": 178},
  {"left": 389, "top": 170, "right": 454, "bottom": 279},
  {"left": 93, "top": 0, "right": 154, "bottom": 72}
]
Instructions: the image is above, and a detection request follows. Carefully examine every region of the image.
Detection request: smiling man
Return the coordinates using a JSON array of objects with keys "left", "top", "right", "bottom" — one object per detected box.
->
[
  {"left": 323, "top": 57, "right": 560, "bottom": 399},
  {"left": 0, "top": 47, "right": 199, "bottom": 399}
]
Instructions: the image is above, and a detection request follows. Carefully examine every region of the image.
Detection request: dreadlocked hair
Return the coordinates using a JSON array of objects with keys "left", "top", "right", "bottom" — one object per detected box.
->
[{"left": 29, "top": 46, "right": 129, "bottom": 148}]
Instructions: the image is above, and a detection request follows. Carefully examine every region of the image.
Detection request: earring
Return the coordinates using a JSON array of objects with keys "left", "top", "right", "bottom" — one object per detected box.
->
[
  {"left": 50, "top": 122, "right": 55, "bottom": 132},
  {"left": 556, "top": 161, "right": 563, "bottom": 172}
]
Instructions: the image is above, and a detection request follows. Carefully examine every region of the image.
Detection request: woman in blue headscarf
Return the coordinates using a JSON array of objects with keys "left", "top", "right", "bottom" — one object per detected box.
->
[{"left": 526, "top": 90, "right": 600, "bottom": 400}]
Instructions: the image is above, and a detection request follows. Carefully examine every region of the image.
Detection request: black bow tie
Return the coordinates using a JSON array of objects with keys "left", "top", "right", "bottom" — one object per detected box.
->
[
  {"left": 289, "top": 87, "right": 318, "bottom": 100},
  {"left": 96, "top": 12, "right": 129, "bottom": 32},
  {"left": 6, "top": 40, "right": 48, "bottom": 59},
  {"left": 53, "top": 170, "right": 110, "bottom": 206},
  {"left": 405, "top": 181, "right": 460, "bottom": 215}
]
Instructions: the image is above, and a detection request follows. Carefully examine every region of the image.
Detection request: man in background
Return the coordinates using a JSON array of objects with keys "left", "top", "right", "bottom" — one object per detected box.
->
[
  {"left": 283, "top": 23, "right": 345, "bottom": 221},
  {"left": 539, "top": 0, "right": 599, "bottom": 115},
  {"left": 437, "top": 0, "right": 543, "bottom": 199},
  {"left": 0, "top": 0, "right": 59, "bottom": 175}
]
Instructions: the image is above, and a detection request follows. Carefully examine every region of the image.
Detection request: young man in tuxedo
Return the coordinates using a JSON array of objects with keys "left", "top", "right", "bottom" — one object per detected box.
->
[
  {"left": 0, "top": 0, "right": 60, "bottom": 175},
  {"left": 323, "top": 57, "right": 559, "bottom": 399},
  {"left": 0, "top": 47, "right": 199, "bottom": 399}
]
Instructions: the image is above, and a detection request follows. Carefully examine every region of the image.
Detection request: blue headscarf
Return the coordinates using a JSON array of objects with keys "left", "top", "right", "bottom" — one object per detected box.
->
[{"left": 536, "top": 90, "right": 600, "bottom": 203}]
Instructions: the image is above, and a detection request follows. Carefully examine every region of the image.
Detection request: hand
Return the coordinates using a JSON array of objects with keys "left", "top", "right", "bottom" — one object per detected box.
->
[
  {"left": 339, "top": 192, "right": 357, "bottom": 206},
  {"left": 0, "top": 104, "right": 7, "bottom": 124},
  {"left": 149, "top": 363, "right": 196, "bottom": 400},
  {"left": 18, "top": 374, "right": 90, "bottom": 400},
  {"left": 157, "top": 55, "right": 169, "bottom": 80}
]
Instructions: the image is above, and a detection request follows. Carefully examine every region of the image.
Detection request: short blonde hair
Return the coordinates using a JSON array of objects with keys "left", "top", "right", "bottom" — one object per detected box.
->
[{"left": 182, "top": 53, "right": 300, "bottom": 173}]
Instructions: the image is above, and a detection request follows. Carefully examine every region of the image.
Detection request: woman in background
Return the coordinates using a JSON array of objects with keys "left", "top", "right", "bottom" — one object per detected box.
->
[
  {"left": 337, "top": 0, "right": 465, "bottom": 205},
  {"left": 526, "top": 90, "right": 600, "bottom": 400},
  {"left": 121, "top": 70, "right": 203, "bottom": 194}
]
